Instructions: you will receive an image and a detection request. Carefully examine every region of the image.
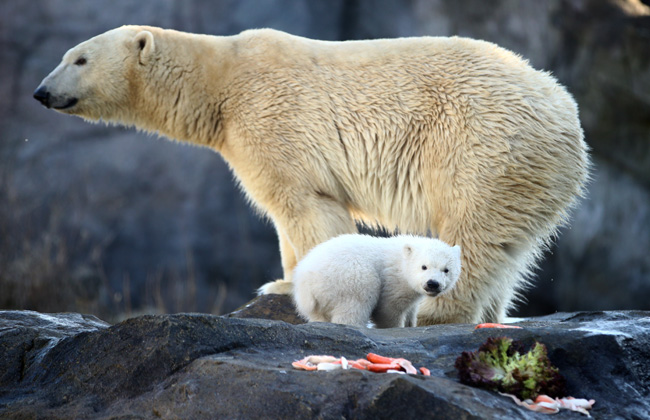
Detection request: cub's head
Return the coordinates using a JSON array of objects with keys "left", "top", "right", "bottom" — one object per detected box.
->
[
  {"left": 33, "top": 25, "right": 157, "bottom": 123},
  {"left": 402, "top": 238, "right": 461, "bottom": 297}
]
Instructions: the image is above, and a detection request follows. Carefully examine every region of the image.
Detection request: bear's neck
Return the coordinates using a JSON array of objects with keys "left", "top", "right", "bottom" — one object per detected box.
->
[{"left": 134, "top": 33, "right": 235, "bottom": 150}]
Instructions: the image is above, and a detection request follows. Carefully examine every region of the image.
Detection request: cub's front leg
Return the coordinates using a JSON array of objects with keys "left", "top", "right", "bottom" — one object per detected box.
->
[{"left": 403, "top": 301, "right": 422, "bottom": 327}]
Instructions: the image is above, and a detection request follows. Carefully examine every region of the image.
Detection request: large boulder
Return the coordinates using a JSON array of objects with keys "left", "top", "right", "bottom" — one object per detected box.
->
[
  {"left": 0, "top": 0, "right": 648, "bottom": 319},
  {"left": 1, "top": 305, "right": 648, "bottom": 419}
]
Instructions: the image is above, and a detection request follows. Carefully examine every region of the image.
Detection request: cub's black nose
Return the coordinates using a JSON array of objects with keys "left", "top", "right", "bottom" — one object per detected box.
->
[
  {"left": 33, "top": 86, "right": 51, "bottom": 107},
  {"left": 425, "top": 280, "right": 440, "bottom": 292}
]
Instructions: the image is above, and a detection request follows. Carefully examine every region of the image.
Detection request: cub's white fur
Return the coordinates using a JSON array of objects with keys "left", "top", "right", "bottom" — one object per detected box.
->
[{"left": 293, "top": 234, "right": 461, "bottom": 328}]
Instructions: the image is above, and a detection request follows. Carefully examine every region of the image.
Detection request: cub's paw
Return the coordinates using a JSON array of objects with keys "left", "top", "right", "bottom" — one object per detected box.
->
[{"left": 257, "top": 279, "right": 294, "bottom": 296}]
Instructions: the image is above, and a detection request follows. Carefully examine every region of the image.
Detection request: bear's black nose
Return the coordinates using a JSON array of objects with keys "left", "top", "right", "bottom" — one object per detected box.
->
[
  {"left": 33, "top": 86, "right": 51, "bottom": 108},
  {"left": 425, "top": 280, "right": 440, "bottom": 292}
]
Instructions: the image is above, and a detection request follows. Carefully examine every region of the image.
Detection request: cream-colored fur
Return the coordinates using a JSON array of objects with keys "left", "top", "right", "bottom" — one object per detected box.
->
[
  {"left": 293, "top": 234, "right": 461, "bottom": 328},
  {"left": 35, "top": 26, "right": 590, "bottom": 324}
]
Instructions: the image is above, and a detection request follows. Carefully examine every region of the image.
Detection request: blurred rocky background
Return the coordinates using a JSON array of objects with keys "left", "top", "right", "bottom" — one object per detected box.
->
[{"left": 1, "top": 0, "right": 648, "bottom": 322}]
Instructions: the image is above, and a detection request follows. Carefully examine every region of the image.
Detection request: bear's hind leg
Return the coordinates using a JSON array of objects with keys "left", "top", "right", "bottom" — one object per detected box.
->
[
  {"left": 307, "top": 313, "right": 330, "bottom": 323},
  {"left": 329, "top": 281, "right": 376, "bottom": 328},
  {"left": 373, "top": 307, "right": 409, "bottom": 328},
  {"left": 330, "top": 303, "right": 372, "bottom": 328}
]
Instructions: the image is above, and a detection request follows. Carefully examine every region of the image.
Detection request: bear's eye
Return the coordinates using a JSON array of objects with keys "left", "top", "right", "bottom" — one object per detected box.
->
[
  {"left": 421, "top": 265, "right": 427, "bottom": 270},
  {"left": 74, "top": 57, "right": 87, "bottom": 66},
  {"left": 443, "top": 268, "right": 449, "bottom": 273}
]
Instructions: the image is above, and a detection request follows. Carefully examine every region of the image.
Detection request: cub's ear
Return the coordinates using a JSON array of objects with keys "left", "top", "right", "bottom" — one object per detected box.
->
[
  {"left": 452, "top": 245, "right": 462, "bottom": 268},
  {"left": 452, "top": 245, "right": 461, "bottom": 258},
  {"left": 403, "top": 244, "right": 413, "bottom": 257},
  {"left": 134, "top": 30, "right": 155, "bottom": 65}
]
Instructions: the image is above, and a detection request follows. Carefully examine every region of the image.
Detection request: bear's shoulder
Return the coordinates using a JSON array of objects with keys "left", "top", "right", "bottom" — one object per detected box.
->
[{"left": 231, "top": 28, "right": 318, "bottom": 65}]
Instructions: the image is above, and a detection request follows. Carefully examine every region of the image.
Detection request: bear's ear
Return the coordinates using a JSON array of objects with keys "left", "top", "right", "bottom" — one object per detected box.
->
[
  {"left": 403, "top": 244, "right": 413, "bottom": 257},
  {"left": 452, "top": 245, "right": 461, "bottom": 259},
  {"left": 134, "top": 30, "right": 155, "bottom": 65}
]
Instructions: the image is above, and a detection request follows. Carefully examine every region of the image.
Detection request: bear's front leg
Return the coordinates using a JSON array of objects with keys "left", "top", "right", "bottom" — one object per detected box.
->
[
  {"left": 256, "top": 229, "right": 296, "bottom": 295},
  {"left": 403, "top": 303, "right": 420, "bottom": 327},
  {"left": 258, "top": 195, "right": 357, "bottom": 295}
]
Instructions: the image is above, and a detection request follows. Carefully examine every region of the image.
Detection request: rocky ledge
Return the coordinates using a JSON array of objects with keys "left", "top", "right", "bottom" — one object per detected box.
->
[{"left": 1, "top": 296, "right": 649, "bottom": 419}]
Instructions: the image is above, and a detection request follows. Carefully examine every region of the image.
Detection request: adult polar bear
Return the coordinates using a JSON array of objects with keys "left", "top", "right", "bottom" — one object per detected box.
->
[{"left": 34, "top": 26, "right": 589, "bottom": 324}]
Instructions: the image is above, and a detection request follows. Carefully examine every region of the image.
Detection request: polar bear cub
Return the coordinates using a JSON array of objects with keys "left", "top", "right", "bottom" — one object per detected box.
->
[{"left": 293, "top": 234, "right": 461, "bottom": 328}]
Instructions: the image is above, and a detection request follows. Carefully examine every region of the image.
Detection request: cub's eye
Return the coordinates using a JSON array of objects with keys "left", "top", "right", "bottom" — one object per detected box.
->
[
  {"left": 74, "top": 57, "right": 87, "bottom": 66},
  {"left": 443, "top": 268, "right": 449, "bottom": 273},
  {"left": 421, "top": 265, "right": 427, "bottom": 270}
]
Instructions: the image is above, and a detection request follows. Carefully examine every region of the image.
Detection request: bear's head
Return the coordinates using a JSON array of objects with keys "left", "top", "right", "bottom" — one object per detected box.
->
[
  {"left": 402, "top": 239, "right": 461, "bottom": 297},
  {"left": 33, "top": 26, "right": 156, "bottom": 123}
]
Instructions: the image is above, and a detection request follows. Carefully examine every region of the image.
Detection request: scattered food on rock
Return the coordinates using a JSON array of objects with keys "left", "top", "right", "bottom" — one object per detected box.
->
[
  {"left": 501, "top": 393, "right": 596, "bottom": 416},
  {"left": 456, "top": 336, "right": 597, "bottom": 415},
  {"left": 293, "top": 352, "right": 430, "bottom": 375},
  {"left": 475, "top": 323, "right": 523, "bottom": 329}
]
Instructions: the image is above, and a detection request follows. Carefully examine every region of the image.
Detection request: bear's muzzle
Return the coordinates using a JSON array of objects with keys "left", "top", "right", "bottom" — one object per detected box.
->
[
  {"left": 33, "top": 86, "right": 51, "bottom": 108},
  {"left": 33, "top": 85, "right": 78, "bottom": 110},
  {"left": 424, "top": 280, "right": 441, "bottom": 295}
]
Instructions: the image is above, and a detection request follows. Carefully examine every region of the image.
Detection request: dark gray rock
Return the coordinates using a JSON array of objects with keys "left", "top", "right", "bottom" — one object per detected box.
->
[
  {"left": 0, "top": 309, "right": 648, "bottom": 419},
  {"left": 227, "top": 294, "right": 306, "bottom": 325},
  {"left": 0, "top": 311, "right": 109, "bottom": 390},
  {"left": 1, "top": 0, "right": 649, "bottom": 321}
]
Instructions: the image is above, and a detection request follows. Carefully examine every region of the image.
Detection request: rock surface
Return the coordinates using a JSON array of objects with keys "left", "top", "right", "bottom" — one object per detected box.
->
[
  {"left": 1, "top": 0, "right": 649, "bottom": 321},
  {"left": 227, "top": 294, "right": 306, "bottom": 325},
  {"left": 1, "top": 304, "right": 649, "bottom": 419}
]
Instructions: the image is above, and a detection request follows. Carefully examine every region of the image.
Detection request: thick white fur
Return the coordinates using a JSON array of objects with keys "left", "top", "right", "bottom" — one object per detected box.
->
[
  {"left": 293, "top": 234, "right": 461, "bottom": 328},
  {"left": 35, "top": 26, "right": 590, "bottom": 324}
]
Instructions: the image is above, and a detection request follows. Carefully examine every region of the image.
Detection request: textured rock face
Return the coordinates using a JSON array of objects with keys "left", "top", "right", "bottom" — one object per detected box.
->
[
  {"left": 1, "top": 0, "right": 649, "bottom": 320},
  {"left": 0, "top": 307, "right": 649, "bottom": 419}
]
